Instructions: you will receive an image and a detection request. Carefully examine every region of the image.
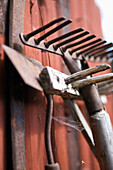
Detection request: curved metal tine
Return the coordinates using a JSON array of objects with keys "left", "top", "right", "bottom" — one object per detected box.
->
[
  {"left": 62, "top": 34, "right": 96, "bottom": 52},
  {"left": 70, "top": 38, "right": 102, "bottom": 55},
  {"left": 107, "top": 54, "right": 113, "bottom": 59},
  {"left": 34, "top": 19, "right": 72, "bottom": 45},
  {"left": 65, "top": 64, "right": 111, "bottom": 84},
  {"left": 53, "top": 31, "right": 89, "bottom": 50},
  {"left": 85, "top": 43, "right": 113, "bottom": 56},
  {"left": 88, "top": 43, "right": 113, "bottom": 57},
  {"left": 23, "top": 17, "right": 66, "bottom": 41},
  {"left": 44, "top": 28, "right": 84, "bottom": 48},
  {"left": 76, "top": 40, "right": 106, "bottom": 56},
  {"left": 94, "top": 50, "right": 113, "bottom": 58}
]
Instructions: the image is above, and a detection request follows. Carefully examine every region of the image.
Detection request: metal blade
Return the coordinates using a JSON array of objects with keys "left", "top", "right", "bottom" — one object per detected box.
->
[{"left": 2, "top": 44, "right": 43, "bottom": 91}]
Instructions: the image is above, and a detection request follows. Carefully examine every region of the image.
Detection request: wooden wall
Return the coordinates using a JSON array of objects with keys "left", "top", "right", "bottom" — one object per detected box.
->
[
  {"left": 23, "top": 0, "right": 104, "bottom": 170},
  {"left": 0, "top": 0, "right": 113, "bottom": 169}
]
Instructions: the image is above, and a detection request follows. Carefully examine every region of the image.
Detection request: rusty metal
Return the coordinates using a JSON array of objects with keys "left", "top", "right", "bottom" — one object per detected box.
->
[
  {"left": 94, "top": 49, "right": 113, "bottom": 58},
  {"left": 44, "top": 28, "right": 84, "bottom": 48},
  {"left": 45, "top": 94, "right": 54, "bottom": 164},
  {"left": 106, "top": 55, "right": 113, "bottom": 60},
  {"left": 98, "top": 81, "right": 113, "bottom": 95},
  {"left": 60, "top": 52, "right": 104, "bottom": 114},
  {"left": 20, "top": 17, "right": 113, "bottom": 169},
  {"left": 40, "top": 66, "right": 97, "bottom": 158},
  {"left": 19, "top": 18, "right": 113, "bottom": 63},
  {"left": 86, "top": 43, "right": 113, "bottom": 56},
  {"left": 2, "top": 45, "right": 43, "bottom": 91},
  {"left": 45, "top": 163, "right": 60, "bottom": 170},
  {"left": 65, "top": 64, "right": 111, "bottom": 84},
  {"left": 62, "top": 34, "right": 96, "bottom": 52},
  {"left": 23, "top": 17, "right": 66, "bottom": 41},
  {"left": 34, "top": 19, "right": 72, "bottom": 45},
  {"left": 39, "top": 66, "right": 81, "bottom": 99},
  {"left": 53, "top": 31, "right": 89, "bottom": 50},
  {"left": 20, "top": 33, "right": 63, "bottom": 56},
  {"left": 76, "top": 40, "right": 106, "bottom": 56},
  {"left": 70, "top": 38, "right": 102, "bottom": 55},
  {"left": 72, "top": 73, "right": 113, "bottom": 88}
]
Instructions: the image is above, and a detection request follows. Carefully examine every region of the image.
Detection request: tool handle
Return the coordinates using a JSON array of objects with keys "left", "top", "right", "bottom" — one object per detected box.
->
[{"left": 45, "top": 163, "right": 60, "bottom": 170}]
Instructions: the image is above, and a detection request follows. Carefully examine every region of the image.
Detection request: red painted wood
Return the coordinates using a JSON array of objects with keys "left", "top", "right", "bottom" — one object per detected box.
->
[
  {"left": 24, "top": 0, "right": 70, "bottom": 169},
  {"left": 0, "top": 35, "right": 6, "bottom": 170},
  {"left": 23, "top": 0, "right": 113, "bottom": 169},
  {"left": 69, "top": 1, "right": 113, "bottom": 170}
]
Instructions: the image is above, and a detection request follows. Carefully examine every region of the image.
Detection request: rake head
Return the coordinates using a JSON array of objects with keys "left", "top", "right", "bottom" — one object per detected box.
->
[{"left": 19, "top": 17, "right": 113, "bottom": 63}]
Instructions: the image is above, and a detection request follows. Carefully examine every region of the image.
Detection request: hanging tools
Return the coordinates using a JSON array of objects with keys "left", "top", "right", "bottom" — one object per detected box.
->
[
  {"left": 20, "top": 17, "right": 113, "bottom": 170},
  {"left": 20, "top": 17, "right": 113, "bottom": 63},
  {"left": 2, "top": 45, "right": 60, "bottom": 170}
]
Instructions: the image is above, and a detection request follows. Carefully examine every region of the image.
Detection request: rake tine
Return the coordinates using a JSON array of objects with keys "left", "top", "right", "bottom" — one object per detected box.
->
[
  {"left": 62, "top": 34, "right": 96, "bottom": 52},
  {"left": 76, "top": 40, "right": 106, "bottom": 56},
  {"left": 70, "top": 38, "right": 102, "bottom": 55},
  {"left": 44, "top": 28, "right": 84, "bottom": 48},
  {"left": 107, "top": 54, "right": 113, "bottom": 59},
  {"left": 34, "top": 19, "right": 72, "bottom": 45},
  {"left": 65, "top": 64, "right": 110, "bottom": 84},
  {"left": 23, "top": 17, "right": 66, "bottom": 41},
  {"left": 98, "top": 80, "right": 113, "bottom": 95},
  {"left": 72, "top": 73, "right": 113, "bottom": 88},
  {"left": 98, "top": 79, "right": 113, "bottom": 88},
  {"left": 94, "top": 50, "right": 113, "bottom": 58},
  {"left": 88, "top": 46, "right": 113, "bottom": 58},
  {"left": 53, "top": 31, "right": 89, "bottom": 50},
  {"left": 85, "top": 43, "right": 113, "bottom": 56}
]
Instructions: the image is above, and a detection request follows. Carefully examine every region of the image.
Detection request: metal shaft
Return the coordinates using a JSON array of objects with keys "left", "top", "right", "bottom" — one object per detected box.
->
[
  {"left": 44, "top": 28, "right": 84, "bottom": 48},
  {"left": 87, "top": 43, "right": 113, "bottom": 56},
  {"left": 95, "top": 50, "right": 113, "bottom": 58},
  {"left": 70, "top": 38, "right": 102, "bottom": 55},
  {"left": 53, "top": 31, "right": 89, "bottom": 50},
  {"left": 35, "top": 19, "right": 72, "bottom": 45},
  {"left": 62, "top": 34, "right": 96, "bottom": 52},
  {"left": 76, "top": 40, "right": 106, "bottom": 56},
  {"left": 45, "top": 94, "right": 54, "bottom": 164},
  {"left": 23, "top": 17, "right": 65, "bottom": 41},
  {"left": 61, "top": 52, "right": 113, "bottom": 170}
]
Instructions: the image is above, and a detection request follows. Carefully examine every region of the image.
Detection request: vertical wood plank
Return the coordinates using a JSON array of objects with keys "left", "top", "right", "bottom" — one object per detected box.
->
[
  {"left": 24, "top": 0, "right": 70, "bottom": 169},
  {"left": 0, "top": 35, "right": 6, "bottom": 170},
  {"left": 0, "top": 0, "right": 8, "bottom": 169},
  {"left": 9, "top": 0, "right": 26, "bottom": 169}
]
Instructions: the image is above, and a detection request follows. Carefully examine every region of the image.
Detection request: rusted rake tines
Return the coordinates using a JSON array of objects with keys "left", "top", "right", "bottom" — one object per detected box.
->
[{"left": 20, "top": 17, "right": 113, "bottom": 63}]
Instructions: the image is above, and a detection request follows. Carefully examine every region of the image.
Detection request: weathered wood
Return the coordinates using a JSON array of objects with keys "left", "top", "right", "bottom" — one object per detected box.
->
[
  {"left": 65, "top": 64, "right": 110, "bottom": 84},
  {"left": 72, "top": 73, "right": 113, "bottom": 88},
  {"left": 90, "top": 110, "right": 113, "bottom": 170},
  {"left": 39, "top": 66, "right": 81, "bottom": 99},
  {"left": 40, "top": 66, "right": 97, "bottom": 157}
]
